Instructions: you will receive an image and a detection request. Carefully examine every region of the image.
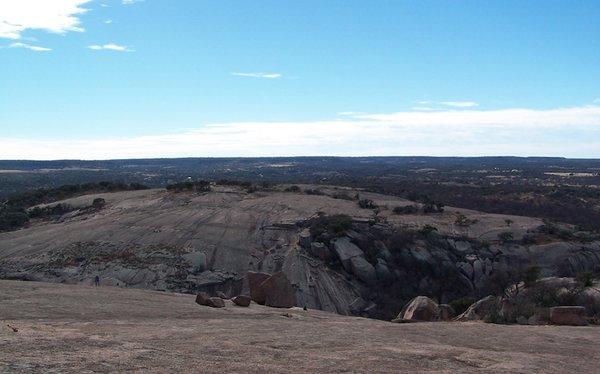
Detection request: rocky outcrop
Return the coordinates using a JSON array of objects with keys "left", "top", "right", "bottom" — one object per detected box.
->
[
  {"left": 550, "top": 306, "right": 587, "bottom": 326},
  {"left": 195, "top": 292, "right": 211, "bottom": 306},
  {"left": 206, "top": 297, "right": 225, "bottom": 308},
  {"left": 333, "top": 237, "right": 364, "bottom": 272},
  {"left": 393, "top": 296, "right": 440, "bottom": 322},
  {"left": 439, "top": 304, "right": 455, "bottom": 321}
]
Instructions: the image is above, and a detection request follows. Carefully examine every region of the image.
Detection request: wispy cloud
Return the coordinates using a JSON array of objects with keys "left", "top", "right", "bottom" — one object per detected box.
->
[
  {"left": 104, "top": 20, "right": 113, "bottom": 24},
  {"left": 122, "top": 0, "right": 144, "bottom": 4},
  {"left": 338, "top": 111, "right": 364, "bottom": 116},
  {"left": 88, "top": 43, "right": 133, "bottom": 52},
  {"left": 440, "top": 101, "right": 478, "bottom": 108},
  {"left": 9, "top": 42, "right": 51, "bottom": 52},
  {"left": 231, "top": 72, "right": 283, "bottom": 79},
  {"left": 0, "top": 0, "right": 91, "bottom": 40},
  {"left": 2, "top": 105, "right": 600, "bottom": 160}
]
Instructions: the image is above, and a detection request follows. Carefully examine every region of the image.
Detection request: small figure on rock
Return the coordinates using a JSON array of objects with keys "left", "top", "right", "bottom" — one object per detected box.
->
[{"left": 94, "top": 275, "right": 100, "bottom": 287}]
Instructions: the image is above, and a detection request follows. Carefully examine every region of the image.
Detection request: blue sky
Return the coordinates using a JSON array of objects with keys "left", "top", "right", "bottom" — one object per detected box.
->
[{"left": 1, "top": 0, "right": 600, "bottom": 159}]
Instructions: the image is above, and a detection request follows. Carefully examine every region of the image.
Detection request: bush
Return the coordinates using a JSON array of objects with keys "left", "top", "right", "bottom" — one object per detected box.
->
[
  {"left": 358, "top": 198, "right": 377, "bottom": 209},
  {"left": 309, "top": 214, "right": 353, "bottom": 240},
  {"left": 304, "top": 189, "right": 324, "bottom": 196},
  {"left": 418, "top": 224, "right": 438, "bottom": 237},
  {"left": 498, "top": 232, "right": 514, "bottom": 244},
  {"left": 0, "top": 209, "right": 29, "bottom": 232},
  {"left": 449, "top": 297, "right": 475, "bottom": 316},
  {"left": 284, "top": 185, "right": 301, "bottom": 193},
  {"left": 524, "top": 265, "right": 541, "bottom": 287},
  {"left": 92, "top": 198, "right": 106, "bottom": 209},
  {"left": 576, "top": 271, "right": 596, "bottom": 288},
  {"left": 332, "top": 192, "right": 354, "bottom": 201},
  {"left": 166, "top": 180, "right": 211, "bottom": 192},
  {"left": 393, "top": 205, "right": 419, "bottom": 214}
]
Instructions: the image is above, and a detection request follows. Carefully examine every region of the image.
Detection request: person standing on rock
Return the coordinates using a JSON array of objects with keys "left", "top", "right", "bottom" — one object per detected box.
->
[{"left": 94, "top": 275, "right": 100, "bottom": 287}]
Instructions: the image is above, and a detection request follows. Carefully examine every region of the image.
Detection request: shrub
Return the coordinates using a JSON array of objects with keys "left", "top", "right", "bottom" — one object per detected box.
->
[
  {"left": 523, "top": 265, "right": 541, "bottom": 287},
  {"left": 166, "top": 180, "right": 211, "bottom": 192},
  {"left": 332, "top": 192, "right": 354, "bottom": 201},
  {"left": 92, "top": 198, "right": 106, "bottom": 209},
  {"left": 418, "top": 224, "right": 438, "bottom": 237},
  {"left": 576, "top": 271, "right": 596, "bottom": 288},
  {"left": 498, "top": 231, "right": 514, "bottom": 244},
  {"left": 393, "top": 205, "right": 419, "bottom": 214},
  {"left": 449, "top": 297, "right": 475, "bottom": 316},
  {"left": 309, "top": 214, "right": 353, "bottom": 240},
  {"left": 358, "top": 198, "right": 377, "bottom": 209},
  {"left": 304, "top": 189, "right": 324, "bottom": 196},
  {"left": 284, "top": 185, "right": 301, "bottom": 193}
]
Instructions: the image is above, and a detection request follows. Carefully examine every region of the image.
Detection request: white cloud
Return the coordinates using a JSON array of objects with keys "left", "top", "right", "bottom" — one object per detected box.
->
[
  {"left": 87, "top": 43, "right": 132, "bottom": 52},
  {"left": 2, "top": 106, "right": 600, "bottom": 160},
  {"left": 122, "top": 0, "right": 144, "bottom": 4},
  {"left": 231, "top": 72, "right": 283, "bottom": 79},
  {"left": 0, "top": 0, "right": 91, "bottom": 39},
  {"left": 9, "top": 42, "right": 51, "bottom": 51},
  {"left": 439, "top": 101, "right": 478, "bottom": 108},
  {"left": 104, "top": 20, "right": 113, "bottom": 24},
  {"left": 337, "top": 111, "right": 364, "bottom": 116}
]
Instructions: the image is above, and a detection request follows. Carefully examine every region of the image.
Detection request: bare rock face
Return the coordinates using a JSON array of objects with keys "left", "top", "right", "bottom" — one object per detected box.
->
[
  {"left": 260, "top": 271, "right": 297, "bottom": 308},
  {"left": 232, "top": 295, "right": 251, "bottom": 307},
  {"left": 394, "top": 296, "right": 440, "bottom": 322},
  {"left": 207, "top": 297, "right": 225, "bottom": 308},
  {"left": 247, "top": 271, "right": 271, "bottom": 305},
  {"left": 195, "top": 292, "right": 211, "bottom": 306},
  {"left": 439, "top": 304, "right": 455, "bottom": 321},
  {"left": 309, "top": 242, "right": 329, "bottom": 261},
  {"left": 349, "top": 256, "right": 377, "bottom": 285},
  {"left": 550, "top": 306, "right": 587, "bottom": 326},
  {"left": 456, "top": 296, "right": 500, "bottom": 321}
]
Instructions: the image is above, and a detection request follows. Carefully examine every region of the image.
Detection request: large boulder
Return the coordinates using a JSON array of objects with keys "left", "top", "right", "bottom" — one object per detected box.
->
[
  {"left": 393, "top": 296, "right": 440, "bottom": 322},
  {"left": 310, "top": 242, "right": 329, "bottom": 261},
  {"left": 183, "top": 251, "right": 207, "bottom": 271},
  {"left": 456, "top": 296, "right": 500, "bottom": 321},
  {"left": 332, "top": 237, "right": 364, "bottom": 272},
  {"left": 439, "top": 304, "right": 455, "bottom": 321},
  {"left": 232, "top": 295, "right": 251, "bottom": 307},
  {"left": 206, "top": 297, "right": 225, "bottom": 308},
  {"left": 260, "top": 271, "right": 297, "bottom": 308},
  {"left": 549, "top": 306, "right": 587, "bottom": 326},
  {"left": 298, "top": 229, "right": 312, "bottom": 249},
  {"left": 349, "top": 256, "right": 377, "bottom": 285},
  {"left": 195, "top": 291, "right": 211, "bottom": 306},
  {"left": 247, "top": 271, "right": 271, "bottom": 305}
]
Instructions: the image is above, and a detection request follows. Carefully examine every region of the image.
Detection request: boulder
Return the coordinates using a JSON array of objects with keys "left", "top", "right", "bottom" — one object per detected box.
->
[
  {"left": 207, "top": 297, "right": 225, "bottom": 308},
  {"left": 349, "top": 256, "right": 377, "bottom": 285},
  {"left": 394, "top": 296, "right": 440, "bottom": 322},
  {"left": 549, "top": 306, "right": 588, "bottom": 326},
  {"left": 310, "top": 242, "right": 329, "bottom": 261},
  {"left": 183, "top": 251, "right": 207, "bottom": 271},
  {"left": 195, "top": 291, "right": 211, "bottom": 306},
  {"left": 375, "top": 259, "right": 393, "bottom": 282},
  {"left": 216, "top": 291, "right": 228, "bottom": 299},
  {"left": 456, "top": 296, "right": 500, "bottom": 321},
  {"left": 332, "top": 237, "right": 364, "bottom": 272},
  {"left": 439, "top": 304, "right": 455, "bottom": 321},
  {"left": 298, "top": 229, "right": 312, "bottom": 249},
  {"left": 247, "top": 271, "right": 271, "bottom": 305},
  {"left": 260, "top": 271, "right": 297, "bottom": 308},
  {"left": 232, "top": 295, "right": 251, "bottom": 307}
]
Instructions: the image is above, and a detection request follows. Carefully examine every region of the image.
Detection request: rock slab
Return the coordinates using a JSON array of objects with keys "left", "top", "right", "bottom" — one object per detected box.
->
[
  {"left": 247, "top": 271, "right": 271, "bottom": 305},
  {"left": 550, "top": 306, "right": 587, "bottom": 326}
]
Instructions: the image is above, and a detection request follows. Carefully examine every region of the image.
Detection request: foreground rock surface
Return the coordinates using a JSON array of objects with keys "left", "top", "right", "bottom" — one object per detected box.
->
[{"left": 2, "top": 280, "right": 599, "bottom": 373}]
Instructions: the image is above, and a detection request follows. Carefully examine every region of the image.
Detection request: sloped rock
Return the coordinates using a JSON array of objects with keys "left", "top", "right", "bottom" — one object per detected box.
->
[
  {"left": 549, "top": 306, "right": 587, "bottom": 326},
  {"left": 182, "top": 251, "right": 207, "bottom": 271},
  {"left": 375, "top": 259, "right": 393, "bottom": 282},
  {"left": 247, "top": 271, "right": 271, "bottom": 305},
  {"left": 232, "top": 295, "right": 251, "bottom": 307},
  {"left": 456, "top": 296, "right": 500, "bottom": 321},
  {"left": 216, "top": 291, "right": 228, "bottom": 299},
  {"left": 394, "top": 296, "right": 440, "bottom": 322},
  {"left": 195, "top": 291, "right": 211, "bottom": 306},
  {"left": 260, "top": 271, "right": 297, "bottom": 308}
]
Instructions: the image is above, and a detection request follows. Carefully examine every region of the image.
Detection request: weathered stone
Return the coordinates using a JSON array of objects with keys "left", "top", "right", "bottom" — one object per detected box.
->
[
  {"left": 298, "top": 229, "right": 312, "bottom": 249},
  {"left": 182, "top": 251, "right": 207, "bottom": 271},
  {"left": 439, "top": 304, "right": 455, "bottom": 321},
  {"left": 456, "top": 296, "right": 500, "bottom": 321},
  {"left": 247, "top": 271, "right": 271, "bottom": 305},
  {"left": 216, "top": 291, "right": 228, "bottom": 299},
  {"left": 195, "top": 291, "right": 211, "bottom": 306},
  {"left": 310, "top": 242, "right": 329, "bottom": 261},
  {"left": 375, "top": 259, "right": 393, "bottom": 282},
  {"left": 260, "top": 271, "right": 297, "bottom": 308},
  {"left": 207, "top": 297, "right": 225, "bottom": 308},
  {"left": 349, "top": 256, "right": 377, "bottom": 285},
  {"left": 549, "top": 306, "right": 587, "bottom": 326},
  {"left": 394, "top": 296, "right": 440, "bottom": 322},
  {"left": 348, "top": 297, "right": 368, "bottom": 314},
  {"left": 232, "top": 295, "right": 251, "bottom": 307},
  {"left": 332, "top": 237, "right": 364, "bottom": 272}
]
